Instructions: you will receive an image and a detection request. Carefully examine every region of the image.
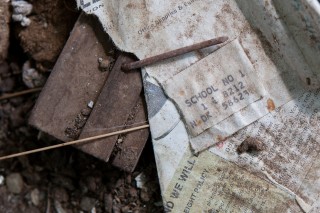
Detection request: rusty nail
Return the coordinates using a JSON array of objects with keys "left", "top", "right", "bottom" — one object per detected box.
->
[{"left": 121, "top": 36, "right": 229, "bottom": 71}]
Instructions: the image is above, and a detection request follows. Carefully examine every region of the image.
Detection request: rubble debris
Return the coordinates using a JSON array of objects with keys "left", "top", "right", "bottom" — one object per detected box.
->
[
  {"left": 135, "top": 172, "right": 147, "bottom": 189},
  {"left": 30, "top": 188, "right": 41, "bottom": 206},
  {"left": 237, "top": 137, "right": 265, "bottom": 154},
  {"left": 104, "top": 193, "right": 113, "bottom": 213},
  {"left": 6, "top": 173, "right": 24, "bottom": 194},
  {"left": 52, "top": 187, "right": 69, "bottom": 203},
  {"left": 140, "top": 187, "right": 150, "bottom": 202},
  {"left": 0, "top": 0, "right": 10, "bottom": 62},
  {"left": 0, "top": 7, "right": 162, "bottom": 210},
  {"left": 80, "top": 196, "right": 96, "bottom": 212},
  {"left": 81, "top": 108, "right": 91, "bottom": 116},
  {"left": 65, "top": 107, "right": 92, "bottom": 139},
  {"left": 98, "top": 56, "right": 115, "bottom": 72},
  {"left": 22, "top": 61, "right": 46, "bottom": 88},
  {"left": 11, "top": 0, "right": 33, "bottom": 27},
  {"left": 54, "top": 200, "right": 67, "bottom": 213},
  {"left": 16, "top": 0, "right": 79, "bottom": 71},
  {"left": 0, "top": 62, "right": 16, "bottom": 93}
]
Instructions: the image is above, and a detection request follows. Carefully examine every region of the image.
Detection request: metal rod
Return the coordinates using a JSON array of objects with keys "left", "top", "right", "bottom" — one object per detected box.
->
[
  {"left": 121, "top": 36, "right": 228, "bottom": 71},
  {"left": 0, "top": 124, "right": 150, "bottom": 161}
]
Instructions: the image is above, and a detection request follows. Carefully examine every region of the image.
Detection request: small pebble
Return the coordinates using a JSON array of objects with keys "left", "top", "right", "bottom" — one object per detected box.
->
[
  {"left": 6, "top": 173, "right": 24, "bottom": 194},
  {"left": 135, "top": 173, "right": 147, "bottom": 189},
  {"left": 30, "top": 188, "right": 40, "bottom": 206},
  {"left": 0, "top": 175, "right": 5, "bottom": 185},
  {"left": 112, "top": 205, "right": 121, "bottom": 213},
  {"left": 98, "top": 56, "right": 115, "bottom": 71},
  {"left": 140, "top": 188, "right": 150, "bottom": 202},
  {"left": 74, "top": 114, "right": 87, "bottom": 129},
  {"left": 81, "top": 108, "right": 91, "bottom": 116},
  {"left": 129, "top": 187, "right": 138, "bottom": 198},
  {"left": 80, "top": 197, "right": 96, "bottom": 212},
  {"left": 54, "top": 200, "right": 67, "bottom": 213},
  {"left": 121, "top": 205, "right": 131, "bottom": 213},
  {"left": 11, "top": 0, "right": 33, "bottom": 26},
  {"left": 53, "top": 187, "right": 69, "bottom": 203},
  {"left": 65, "top": 127, "right": 80, "bottom": 139},
  {"left": 104, "top": 193, "right": 113, "bottom": 213},
  {"left": 87, "top": 101, "right": 94, "bottom": 109},
  {"left": 22, "top": 61, "right": 46, "bottom": 88},
  {"left": 52, "top": 175, "right": 75, "bottom": 191}
]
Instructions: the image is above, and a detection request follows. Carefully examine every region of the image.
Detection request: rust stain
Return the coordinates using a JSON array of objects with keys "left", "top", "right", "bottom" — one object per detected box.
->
[
  {"left": 216, "top": 141, "right": 225, "bottom": 149},
  {"left": 144, "top": 32, "right": 151, "bottom": 39},
  {"left": 237, "top": 137, "right": 265, "bottom": 154},
  {"left": 126, "top": 3, "right": 134, "bottom": 8},
  {"left": 194, "top": 50, "right": 204, "bottom": 59},
  {"left": 179, "top": 90, "right": 185, "bottom": 96},
  {"left": 216, "top": 135, "right": 227, "bottom": 149},
  {"left": 267, "top": 98, "right": 275, "bottom": 111},
  {"left": 216, "top": 135, "right": 227, "bottom": 142},
  {"left": 196, "top": 120, "right": 202, "bottom": 125}
]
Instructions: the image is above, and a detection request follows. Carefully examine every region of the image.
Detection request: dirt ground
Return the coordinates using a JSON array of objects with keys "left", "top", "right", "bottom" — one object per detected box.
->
[{"left": 0, "top": 0, "right": 163, "bottom": 212}]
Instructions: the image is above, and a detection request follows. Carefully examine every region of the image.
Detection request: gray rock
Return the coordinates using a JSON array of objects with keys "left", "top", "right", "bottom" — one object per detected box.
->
[
  {"left": 22, "top": 61, "right": 46, "bottom": 88},
  {"left": 140, "top": 188, "right": 150, "bottom": 202},
  {"left": 54, "top": 200, "right": 67, "bottom": 213},
  {"left": 0, "top": 175, "right": 4, "bottom": 186},
  {"left": 53, "top": 187, "right": 69, "bottom": 203},
  {"left": 80, "top": 197, "right": 96, "bottom": 212},
  {"left": 6, "top": 173, "right": 24, "bottom": 194},
  {"left": 30, "top": 188, "right": 40, "bottom": 206},
  {"left": 11, "top": 0, "right": 32, "bottom": 27},
  {"left": 104, "top": 193, "right": 113, "bottom": 213}
]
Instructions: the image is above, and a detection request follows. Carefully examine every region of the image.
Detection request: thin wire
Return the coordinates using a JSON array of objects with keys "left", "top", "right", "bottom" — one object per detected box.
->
[
  {"left": 0, "top": 124, "right": 150, "bottom": 161},
  {"left": 0, "top": 88, "right": 42, "bottom": 101},
  {"left": 85, "top": 120, "right": 149, "bottom": 133}
]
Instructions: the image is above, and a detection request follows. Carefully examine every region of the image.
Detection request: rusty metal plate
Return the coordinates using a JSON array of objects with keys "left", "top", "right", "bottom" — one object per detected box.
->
[
  {"left": 110, "top": 95, "right": 149, "bottom": 172},
  {"left": 29, "top": 13, "right": 112, "bottom": 142},
  {"left": 76, "top": 53, "right": 145, "bottom": 163}
]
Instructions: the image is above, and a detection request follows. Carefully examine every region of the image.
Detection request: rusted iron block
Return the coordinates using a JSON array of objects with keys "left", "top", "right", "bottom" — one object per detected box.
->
[
  {"left": 110, "top": 95, "right": 149, "bottom": 172},
  {"left": 29, "top": 14, "right": 149, "bottom": 171},
  {"left": 29, "top": 13, "right": 112, "bottom": 142},
  {"left": 76, "top": 53, "right": 149, "bottom": 169}
]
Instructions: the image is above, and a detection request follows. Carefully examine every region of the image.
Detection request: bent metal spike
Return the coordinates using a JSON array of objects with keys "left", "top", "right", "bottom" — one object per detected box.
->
[{"left": 121, "top": 36, "right": 228, "bottom": 71}]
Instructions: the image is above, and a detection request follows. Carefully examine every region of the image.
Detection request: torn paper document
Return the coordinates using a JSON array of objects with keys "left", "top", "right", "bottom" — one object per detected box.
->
[
  {"left": 209, "top": 89, "right": 320, "bottom": 212},
  {"left": 147, "top": 75, "right": 320, "bottom": 212},
  {"left": 163, "top": 39, "right": 265, "bottom": 136},
  {"left": 77, "top": 0, "right": 320, "bottom": 211},
  {"left": 78, "top": 0, "right": 320, "bottom": 153}
]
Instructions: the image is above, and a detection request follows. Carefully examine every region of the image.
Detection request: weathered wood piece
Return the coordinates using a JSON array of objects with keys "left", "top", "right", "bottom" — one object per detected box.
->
[
  {"left": 29, "top": 13, "right": 112, "bottom": 142},
  {"left": 77, "top": 53, "right": 148, "bottom": 166}
]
